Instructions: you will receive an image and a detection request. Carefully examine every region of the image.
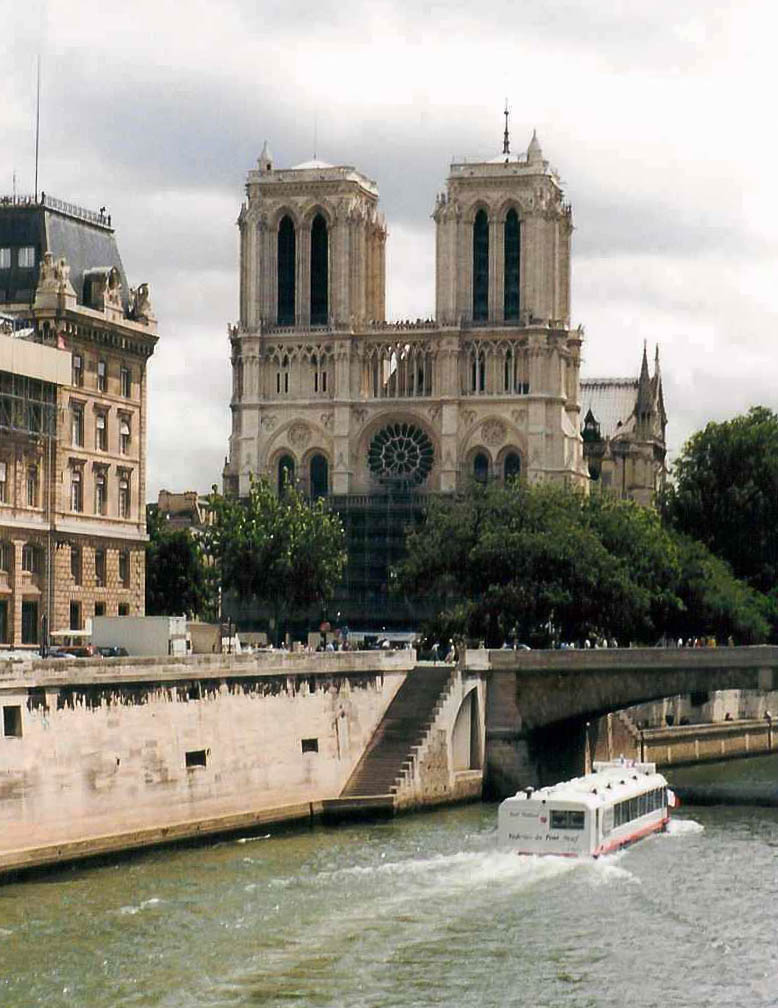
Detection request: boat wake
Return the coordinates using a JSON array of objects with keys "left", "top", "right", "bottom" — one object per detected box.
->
[{"left": 664, "top": 818, "right": 704, "bottom": 836}]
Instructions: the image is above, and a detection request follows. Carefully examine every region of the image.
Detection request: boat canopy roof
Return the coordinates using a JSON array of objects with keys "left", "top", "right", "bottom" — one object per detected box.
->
[{"left": 510, "top": 760, "right": 667, "bottom": 811}]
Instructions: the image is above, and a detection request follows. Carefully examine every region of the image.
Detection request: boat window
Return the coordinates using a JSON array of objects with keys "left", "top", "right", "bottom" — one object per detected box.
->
[
  {"left": 613, "top": 787, "right": 667, "bottom": 827},
  {"left": 550, "top": 810, "right": 585, "bottom": 830}
]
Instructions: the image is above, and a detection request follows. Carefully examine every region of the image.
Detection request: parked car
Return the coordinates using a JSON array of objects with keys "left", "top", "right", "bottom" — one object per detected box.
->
[{"left": 96, "top": 646, "right": 129, "bottom": 658}]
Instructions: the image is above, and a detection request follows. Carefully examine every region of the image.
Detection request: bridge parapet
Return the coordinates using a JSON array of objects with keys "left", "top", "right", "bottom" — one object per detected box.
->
[{"left": 0, "top": 649, "right": 417, "bottom": 691}]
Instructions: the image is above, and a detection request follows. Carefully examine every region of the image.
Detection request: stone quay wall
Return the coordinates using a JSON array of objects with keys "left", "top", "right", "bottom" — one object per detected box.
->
[{"left": 0, "top": 651, "right": 413, "bottom": 874}]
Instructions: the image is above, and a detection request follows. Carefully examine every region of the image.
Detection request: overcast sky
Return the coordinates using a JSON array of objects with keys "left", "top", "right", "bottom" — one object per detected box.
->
[{"left": 3, "top": 0, "right": 775, "bottom": 498}]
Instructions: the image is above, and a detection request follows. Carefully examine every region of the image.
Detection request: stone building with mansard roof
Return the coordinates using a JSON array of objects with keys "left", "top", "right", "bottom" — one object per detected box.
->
[
  {"left": 223, "top": 124, "right": 666, "bottom": 629},
  {"left": 0, "top": 195, "right": 156, "bottom": 647}
]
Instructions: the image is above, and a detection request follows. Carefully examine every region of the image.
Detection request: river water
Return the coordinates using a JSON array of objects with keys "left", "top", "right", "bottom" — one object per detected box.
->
[{"left": 2, "top": 760, "right": 778, "bottom": 1008}]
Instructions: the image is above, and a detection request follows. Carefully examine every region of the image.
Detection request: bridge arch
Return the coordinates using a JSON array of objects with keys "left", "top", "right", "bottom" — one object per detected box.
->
[{"left": 452, "top": 686, "right": 483, "bottom": 771}]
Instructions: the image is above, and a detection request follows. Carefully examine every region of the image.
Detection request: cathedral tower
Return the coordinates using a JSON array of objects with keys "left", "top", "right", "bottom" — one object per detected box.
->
[
  {"left": 238, "top": 144, "right": 386, "bottom": 330},
  {"left": 434, "top": 130, "right": 572, "bottom": 327}
]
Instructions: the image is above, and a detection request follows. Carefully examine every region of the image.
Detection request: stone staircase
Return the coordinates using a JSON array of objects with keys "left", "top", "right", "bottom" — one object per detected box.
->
[{"left": 339, "top": 665, "right": 454, "bottom": 800}]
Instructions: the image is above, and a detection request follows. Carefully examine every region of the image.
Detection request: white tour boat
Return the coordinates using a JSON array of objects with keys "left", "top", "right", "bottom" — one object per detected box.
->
[{"left": 498, "top": 758, "right": 677, "bottom": 857}]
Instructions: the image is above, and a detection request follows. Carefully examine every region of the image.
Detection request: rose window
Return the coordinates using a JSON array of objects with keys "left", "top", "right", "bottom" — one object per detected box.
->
[{"left": 367, "top": 423, "right": 434, "bottom": 488}]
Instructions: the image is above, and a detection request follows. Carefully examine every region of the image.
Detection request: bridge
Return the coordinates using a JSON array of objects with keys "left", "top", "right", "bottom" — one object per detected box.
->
[{"left": 466, "top": 645, "right": 778, "bottom": 797}]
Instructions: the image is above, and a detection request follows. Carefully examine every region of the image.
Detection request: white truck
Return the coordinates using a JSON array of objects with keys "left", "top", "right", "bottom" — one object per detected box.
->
[{"left": 91, "top": 616, "right": 191, "bottom": 657}]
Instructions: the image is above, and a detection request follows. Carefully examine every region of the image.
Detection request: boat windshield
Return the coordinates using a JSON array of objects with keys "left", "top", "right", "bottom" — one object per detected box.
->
[{"left": 550, "top": 810, "right": 585, "bottom": 830}]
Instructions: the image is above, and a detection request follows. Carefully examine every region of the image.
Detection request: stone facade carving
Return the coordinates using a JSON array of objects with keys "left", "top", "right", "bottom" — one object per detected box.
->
[
  {"left": 481, "top": 419, "right": 506, "bottom": 446},
  {"left": 288, "top": 422, "right": 311, "bottom": 448}
]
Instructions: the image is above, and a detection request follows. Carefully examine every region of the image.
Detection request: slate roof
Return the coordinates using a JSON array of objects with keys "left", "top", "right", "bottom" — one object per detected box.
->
[
  {"left": 0, "top": 195, "right": 128, "bottom": 309},
  {"left": 580, "top": 378, "right": 638, "bottom": 439}
]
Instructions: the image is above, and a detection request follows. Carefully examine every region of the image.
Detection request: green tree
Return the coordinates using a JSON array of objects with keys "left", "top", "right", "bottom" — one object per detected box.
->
[
  {"left": 205, "top": 476, "right": 346, "bottom": 641},
  {"left": 662, "top": 406, "right": 778, "bottom": 595},
  {"left": 395, "top": 481, "right": 769, "bottom": 646},
  {"left": 145, "top": 506, "right": 214, "bottom": 618},
  {"left": 668, "top": 532, "right": 770, "bottom": 645}
]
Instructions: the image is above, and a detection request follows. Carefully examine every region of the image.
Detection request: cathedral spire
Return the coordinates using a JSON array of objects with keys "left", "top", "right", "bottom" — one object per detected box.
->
[
  {"left": 636, "top": 340, "right": 653, "bottom": 429},
  {"left": 527, "top": 129, "right": 544, "bottom": 165},
  {"left": 259, "top": 141, "right": 273, "bottom": 174},
  {"left": 654, "top": 343, "right": 661, "bottom": 381},
  {"left": 503, "top": 100, "right": 510, "bottom": 161}
]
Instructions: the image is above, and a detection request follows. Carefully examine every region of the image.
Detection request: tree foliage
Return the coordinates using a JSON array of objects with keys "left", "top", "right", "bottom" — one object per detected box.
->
[
  {"left": 395, "top": 481, "right": 769, "bottom": 646},
  {"left": 145, "top": 506, "right": 214, "bottom": 619},
  {"left": 662, "top": 406, "right": 778, "bottom": 595},
  {"left": 204, "top": 476, "right": 346, "bottom": 636}
]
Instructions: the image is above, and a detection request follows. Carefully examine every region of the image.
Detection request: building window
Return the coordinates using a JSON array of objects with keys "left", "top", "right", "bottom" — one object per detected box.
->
[
  {"left": 0, "top": 248, "right": 10, "bottom": 269},
  {"left": 72, "top": 354, "right": 84, "bottom": 387},
  {"left": 95, "top": 411, "right": 107, "bottom": 451},
  {"left": 310, "top": 214, "right": 328, "bottom": 326},
  {"left": 118, "top": 603, "right": 129, "bottom": 616},
  {"left": 70, "top": 467, "right": 83, "bottom": 512},
  {"left": 71, "top": 403, "right": 84, "bottom": 447},
  {"left": 118, "top": 475, "right": 130, "bottom": 518},
  {"left": 95, "top": 549, "right": 106, "bottom": 587},
  {"left": 69, "top": 601, "right": 81, "bottom": 631},
  {"left": 71, "top": 545, "right": 82, "bottom": 584},
  {"left": 94, "top": 602, "right": 105, "bottom": 617},
  {"left": 97, "top": 359, "right": 107, "bottom": 392},
  {"left": 185, "top": 748, "right": 207, "bottom": 768},
  {"left": 18, "top": 246, "right": 35, "bottom": 269},
  {"left": 26, "top": 465, "right": 38, "bottom": 507},
  {"left": 95, "top": 470, "right": 107, "bottom": 515},
  {"left": 120, "top": 366, "right": 131, "bottom": 398},
  {"left": 276, "top": 355, "right": 290, "bottom": 395},
  {"left": 312, "top": 354, "right": 328, "bottom": 394},
  {"left": 0, "top": 541, "right": 12, "bottom": 572},
  {"left": 473, "top": 452, "right": 489, "bottom": 484},
  {"left": 22, "top": 544, "right": 39, "bottom": 573},
  {"left": 119, "top": 550, "right": 130, "bottom": 587},
  {"left": 470, "top": 348, "right": 486, "bottom": 393},
  {"left": 277, "top": 215, "right": 296, "bottom": 326},
  {"left": 472, "top": 209, "right": 489, "bottom": 322},
  {"left": 119, "top": 418, "right": 131, "bottom": 455},
  {"left": 301, "top": 738, "right": 319, "bottom": 753},
  {"left": 21, "top": 600, "right": 38, "bottom": 644},
  {"left": 504, "top": 209, "right": 520, "bottom": 321},
  {"left": 0, "top": 461, "right": 6, "bottom": 503},
  {"left": 3, "top": 705, "right": 22, "bottom": 738}
]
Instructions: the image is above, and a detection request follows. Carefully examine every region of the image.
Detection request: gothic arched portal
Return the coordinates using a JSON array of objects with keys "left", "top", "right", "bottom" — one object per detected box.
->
[
  {"left": 473, "top": 451, "right": 489, "bottom": 483},
  {"left": 310, "top": 453, "right": 328, "bottom": 499},
  {"left": 504, "top": 451, "right": 521, "bottom": 481},
  {"left": 472, "top": 209, "right": 489, "bottom": 322},
  {"left": 310, "top": 214, "right": 328, "bottom": 326},
  {"left": 278, "top": 454, "right": 295, "bottom": 494},
  {"left": 277, "top": 216, "right": 296, "bottom": 326},
  {"left": 504, "top": 209, "right": 520, "bottom": 321}
]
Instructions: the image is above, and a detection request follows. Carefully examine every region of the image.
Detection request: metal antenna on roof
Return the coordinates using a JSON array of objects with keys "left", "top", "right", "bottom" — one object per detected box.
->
[
  {"left": 503, "top": 99, "right": 510, "bottom": 161},
  {"left": 34, "top": 54, "right": 41, "bottom": 201}
]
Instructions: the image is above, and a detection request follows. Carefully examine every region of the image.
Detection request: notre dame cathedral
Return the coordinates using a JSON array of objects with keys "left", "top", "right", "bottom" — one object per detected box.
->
[{"left": 223, "top": 125, "right": 666, "bottom": 629}]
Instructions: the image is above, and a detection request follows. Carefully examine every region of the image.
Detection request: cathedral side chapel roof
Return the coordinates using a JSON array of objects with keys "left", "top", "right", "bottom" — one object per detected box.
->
[{"left": 580, "top": 378, "right": 638, "bottom": 439}]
